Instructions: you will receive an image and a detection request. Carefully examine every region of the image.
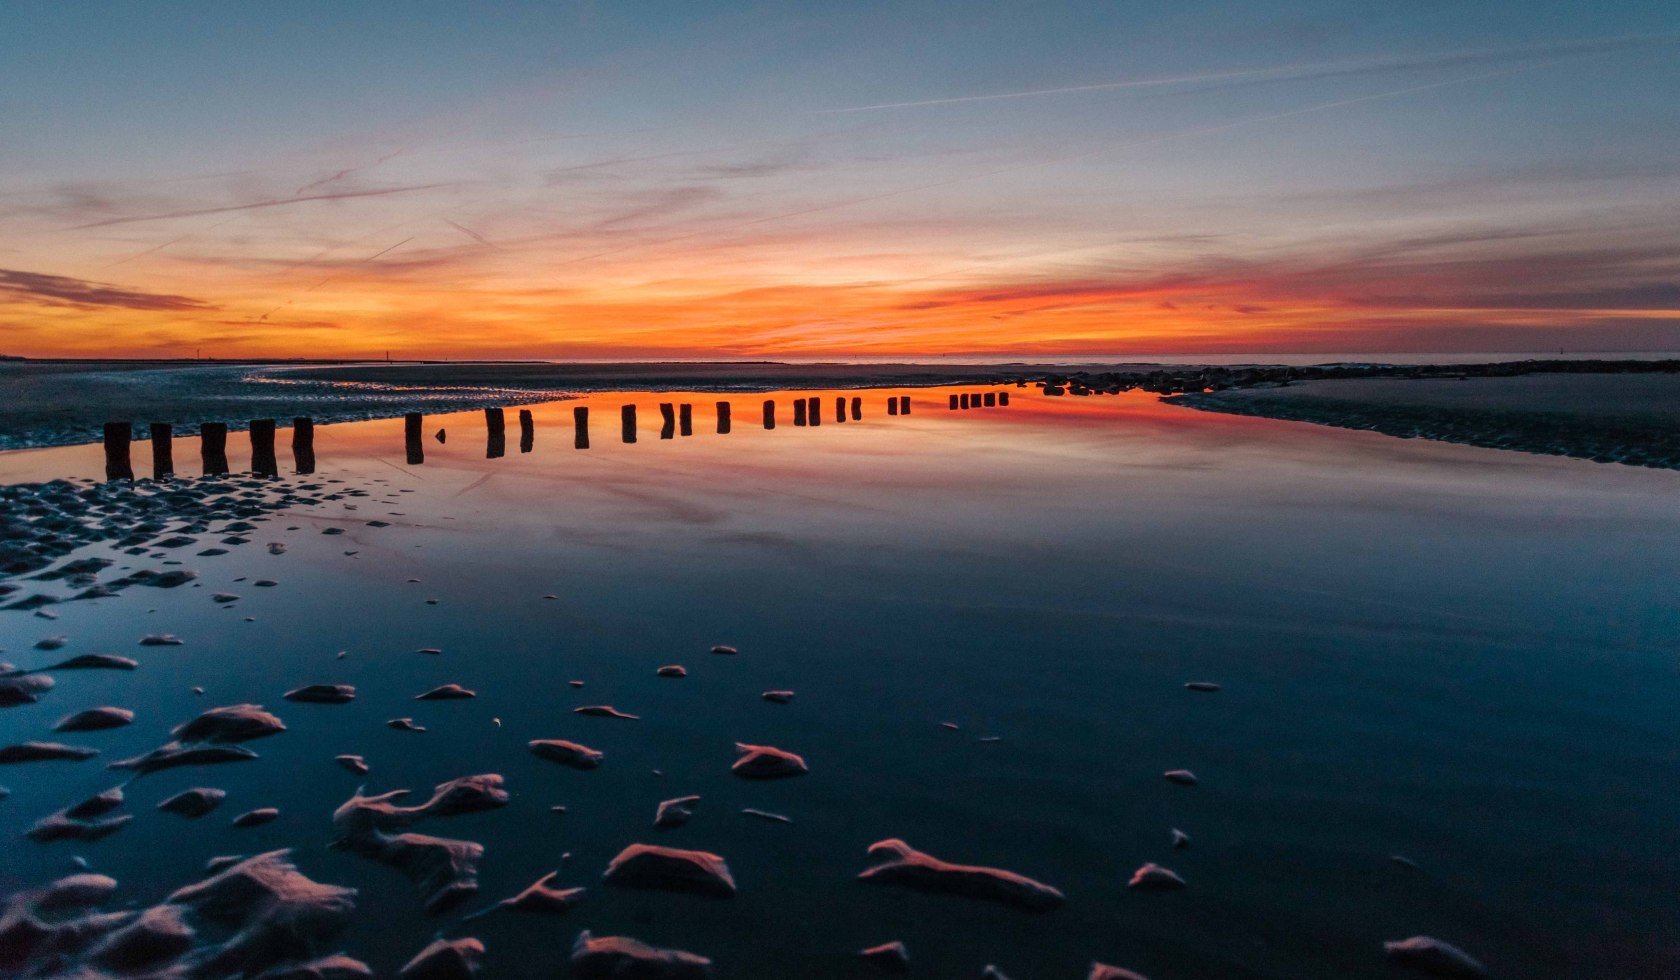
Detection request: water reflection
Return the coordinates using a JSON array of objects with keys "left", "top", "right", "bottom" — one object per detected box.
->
[
  {"left": 485, "top": 407, "right": 506, "bottom": 459},
  {"left": 292, "top": 417, "right": 316, "bottom": 474},
  {"left": 151, "top": 422, "right": 174, "bottom": 478},
  {"left": 518, "top": 409, "right": 534, "bottom": 454},
  {"left": 574, "top": 406, "right": 589, "bottom": 449},
  {"left": 404, "top": 413, "right": 424, "bottom": 464}
]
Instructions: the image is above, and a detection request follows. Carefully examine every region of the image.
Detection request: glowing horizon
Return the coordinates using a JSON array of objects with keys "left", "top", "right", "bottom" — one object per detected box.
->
[{"left": 3, "top": 3, "right": 1677, "bottom": 360}]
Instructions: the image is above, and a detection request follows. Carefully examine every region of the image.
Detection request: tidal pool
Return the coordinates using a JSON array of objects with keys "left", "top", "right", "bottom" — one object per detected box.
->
[{"left": 1, "top": 386, "right": 1676, "bottom": 978}]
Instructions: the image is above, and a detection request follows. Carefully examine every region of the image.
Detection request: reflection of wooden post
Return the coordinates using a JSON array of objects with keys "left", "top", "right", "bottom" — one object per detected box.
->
[
  {"left": 574, "top": 406, "right": 590, "bottom": 449},
  {"left": 679, "top": 403, "right": 693, "bottom": 436},
  {"left": 405, "top": 413, "right": 424, "bottom": 464},
  {"left": 851, "top": 396, "right": 862, "bottom": 421},
  {"left": 201, "top": 422, "right": 229, "bottom": 475},
  {"left": 888, "top": 398, "right": 899, "bottom": 416},
  {"left": 959, "top": 393, "right": 970, "bottom": 409},
  {"left": 763, "top": 400, "right": 776, "bottom": 429},
  {"left": 622, "top": 404, "right": 637, "bottom": 443},
  {"left": 485, "top": 408, "right": 506, "bottom": 459},
  {"left": 793, "top": 399, "right": 806, "bottom": 426},
  {"left": 948, "top": 394, "right": 959, "bottom": 410},
  {"left": 150, "top": 423, "right": 174, "bottom": 478},
  {"left": 518, "top": 409, "right": 534, "bottom": 453},
  {"left": 103, "top": 422, "right": 133, "bottom": 481},
  {"left": 717, "top": 401, "right": 732, "bottom": 434},
  {"left": 900, "top": 396, "right": 911, "bottom": 414},
  {"left": 292, "top": 417, "right": 315, "bottom": 474},
  {"left": 659, "top": 402, "right": 676, "bottom": 439},
  {"left": 834, "top": 396, "right": 846, "bottom": 423},
  {"left": 807, "top": 396, "right": 821, "bottom": 426},
  {"left": 983, "top": 392, "right": 996, "bottom": 407},
  {"left": 999, "top": 392, "right": 1009, "bottom": 406},
  {"left": 250, "top": 419, "right": 278, "bottom": 476}
]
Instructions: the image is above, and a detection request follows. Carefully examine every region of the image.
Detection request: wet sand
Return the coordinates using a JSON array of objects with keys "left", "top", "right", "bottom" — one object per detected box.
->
[{"left": 2, "top": 386, "right": 1677, "bottom": 978}]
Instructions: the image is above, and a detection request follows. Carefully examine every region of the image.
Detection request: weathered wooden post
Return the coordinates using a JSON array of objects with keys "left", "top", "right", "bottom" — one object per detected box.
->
[
  {"left": 959, "top": 393, "right": 970, "bottom": 409},
  {"left": 201, "top": 422, "right": 229, "bottom": 475},
  {"left": 485, "top": 407, "right": 505, "bottom": 459},
  {"left": 518, "top": 409, "right": 534, "bottom": 453},
  {"left": 150, "top": 423, "right": 174, "bottom": 479},
  {"left": 807, "top": 395, "right": 821, "bottom": 426},
  {"left": 983, "top": 392, "right": 996, "bottom": 407},
  {"left": 763, "top": 399, "right": 776, "bottom": 429},
  {"left": 292, "top": 417, "right": 315, "bottom": 474},
  {"left": 851, "top": 396, "right": 862, "bottom": 420},
  {"left": 250, "top": 419, "right": 278, "bottom": 476},
  {"left": 622, "top": 404, "right": 637, "bottom": 443},
  {"left": 948, "top": 394, "right": 959, "bottom": 410},
  {"left": 716, "top": 401, "right": 732, "bottom": 434},
  {"left": 999, "top": 391, "right": 1009, "bottom": 406},
  {"left": 659, "top": 402, "right": 676, "bottom": 440},
  {"left": 793, "top": 398, "right": 807, "bottom": 426},
  {"left": 574, "top": 406, "right": 590, "bottom": 449},
  {"left": 888, "top": 397, "right": 899, "bottom": 416},
  {"left": 405, "top": 413, "right": 424, "bottom": 464},
  {"left": 103, "top": 422, "right": 133, "bottom": 481},
  {"left": 899, "top": 395, "right": 911, "bottom": 414},
  {"left": 679, "top": 403, "right": 693, "bottom": 436}
]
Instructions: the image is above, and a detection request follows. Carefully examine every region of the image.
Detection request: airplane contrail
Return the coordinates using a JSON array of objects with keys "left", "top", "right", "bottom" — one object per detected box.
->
[
  {"left": 443, "top": 218, "right": 493, "bottom": 246},
  {"left": 70, "top": 183, "right": 454, "bottom": 229},
  {"left": 822, "top": 31, "right": 1680, "bottom": 112}
]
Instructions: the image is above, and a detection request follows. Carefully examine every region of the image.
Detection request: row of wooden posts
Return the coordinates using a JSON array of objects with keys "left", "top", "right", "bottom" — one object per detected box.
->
[{"left": 103, "top": 390, "right": 1013, "bottom": 478}]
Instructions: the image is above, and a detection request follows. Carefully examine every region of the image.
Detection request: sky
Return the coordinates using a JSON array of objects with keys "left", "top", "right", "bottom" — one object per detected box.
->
[{"left": 1, "top": 1, "right": 1677, "bottom": 360}]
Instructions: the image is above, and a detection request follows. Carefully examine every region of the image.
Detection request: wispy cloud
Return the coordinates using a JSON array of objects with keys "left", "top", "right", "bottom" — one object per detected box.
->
[
  {"left": 68, "top": 183, "right": 456, "bottom": 229},
  {"left": 0, "top": 268, "right": 214, "bottom": 311}
]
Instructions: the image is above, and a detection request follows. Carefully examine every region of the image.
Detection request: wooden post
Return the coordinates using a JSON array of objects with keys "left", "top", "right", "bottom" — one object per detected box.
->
[
  {"left": 103, "top": 422, "right": 133, "bottom": 481},
  {"left": 959, "top": 393, "right": 970, "bottom": 409},
  {"left": 983, "top": 392, "right": 996, "bottom": 407},
  {"left": 716, "top": 401, "right": 732, "bottom": 434},
  {"left": 679, "top": 403, "right": 693, "bottom": 436},
  {"left": 763, "top": 399, "right": 776, "bottom": 429},
  {"left": 200, "top": 422, "right": 229, "bottom": 475},
  {"left": 807, "top": 396, "right": 821, "bottom": 426},
  {"left": 999, "top": 391, "right": 1009, "bottom": 406},
  {"left": 900, "top": 396, "right": 911, "bottom": 414},
  {"left": 291, "top": 417, "right": 315, "bottom": 474},
  {"left": 518, "top": 409, "right": 534, "bottom": 453},
  {"left": 793, "top": 398, "right": 807, "bottom": 426},
  {"left": 948, "top": 394, "right": 959, "bottom": 410},
  {"left": 851, "top": 396, "right": 862, "bottom": 421},
  {"left": 404, "top": 413, "right": 424, "bottom": 464},
  {"left": 888, "top": 398, "right": 899, "bottom": 416},
  {"left": 250, "top": 419, "right": 278, "bottom": 476},
  {"left": 150, "top": 422, "right": 173, "bottom": 479},
  {"left": 574, "top": 406, "right": 590, "bottom": 449},
  {"left": 622, "top": 404, "right": 637, "bottom": 443},
  {"left": 485, "top": 407, "right": 505, "bottom": 459},
  {"left": 659, "top": 402, "right": 676, "bottom": 440}
]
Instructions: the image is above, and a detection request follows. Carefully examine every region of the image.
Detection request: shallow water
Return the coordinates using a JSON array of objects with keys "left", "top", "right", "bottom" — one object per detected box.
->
[{"left": 2, "top": 386, "right": 1677, "bottom": 978}]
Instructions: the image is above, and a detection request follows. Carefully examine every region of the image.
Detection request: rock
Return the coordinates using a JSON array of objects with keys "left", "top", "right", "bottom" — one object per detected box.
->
[
  {"left": 710, "top": 645, "right": 737, "bottom": 655},
  {"left": 483, "top": 872, "right": 584, "bottom": 916},
  {"left": 860, "top": 941, "right": 910, "bottom": 973},
  {"left": 336, "top": 755, "right": 369, "bottom": 775},
  {"left": 0, "top": 741, "right": 99, "bottom": 763},
  {"left": 761, "top": 690, "right": 795, "bottom": 703},
  {"left": 388, "top": 718, "right": 427, "bottom": 732},
  {"left": 1185, "top": 682, "right": 1220, "bottom": 692},
  {"left": 140, "top": 634, "right": 184, "bottom": 646},
  {"left": 416, "top": 684, "right": 476, "bottom": 700},
  {"left": 571, "top": 930, "right": 712, "bottom": 980},
  {"left": 111, "top": 741, "right": 258, "bottom": 774},
  {"left": 28, "top": 689, "right": 107, "bottom": 721},
  {"left": 1382, "top": 937, "right": 1488, "bottom": 978},
  {"left": 1127, "top": 863, "right": 1186, "bottom": 890},
  {"left": 399, "top": 937, "right": 483, "bottom": 980},
  {"left": 656, "top": 665, "right": 686, "bottom": 678},
  {"left": 732, "top": 743, "right": 807, "bottom": 778},
  {"left": 48, "top": 653, "right": 138, "bottom": 670},
  {"left": 1170, "top": 828, "right": 1191, "bottom": 850},
  {"left": 530, "top": 739, "right": 604, "bottom": 768},
  {"left": 286, "top": 685, "right": 356, "bottom": 704},
  {"left": 601, "top": 844, "right": 736, "bottom": 897},
  {"left": 574, "top": 705, "right": 638, "bottom": 719},
  {"left": 856, "top": 839, "right": 1064, "bottom": 910},
  {"left": 655, "top": 795, "right": 700, "bottom": 828},
  {"left": 159, "top": 787, "right": 226, "bottom": 818},
  {"left": 233, "top": 808, "right": 280, "bottom": 828},
  {"left": 174, "top": 704, "right": 286, "bottom": 743},
  {"left": 740, "top": 808, "right": 792, "bottom": 824},
  {"left": 1163, "top": 770, "right": 1198, "bottom": 785},
  {"left": 0, "top": 673, "right": 55, "bottom": 707},
  {"left": 1088, "top": 965, "right": 1150, "bottom": 980}
]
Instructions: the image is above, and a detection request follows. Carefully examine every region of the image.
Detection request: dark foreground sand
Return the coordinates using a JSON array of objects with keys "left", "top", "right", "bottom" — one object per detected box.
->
[{"left": 1168, "top": 373, "right": 1680, "bottom": 469}]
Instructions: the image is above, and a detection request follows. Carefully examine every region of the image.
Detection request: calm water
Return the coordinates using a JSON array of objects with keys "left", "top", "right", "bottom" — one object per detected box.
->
[{"left": 1, "top": 386, "right": 1677, "bottom": 978}]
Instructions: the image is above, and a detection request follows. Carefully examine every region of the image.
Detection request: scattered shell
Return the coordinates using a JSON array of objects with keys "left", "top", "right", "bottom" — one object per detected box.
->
[
  {"left": 731, "top": 743, "right": 807, "bottom": 779},
  {"left": 1382, "top": 937, "right": 1488, "bottom": 978},
  {"left": 66, "top": 787, "right": 124, "bottom": 819},
  {"left": 574, "top": 705, "right": 638, "bottom": 720},
  {"left": 1163, "top": 769, "right": 1198, "bottom": 785},
  {"left": 0, "top": 741, "right": 100, "bottom": 764},
  {"left": 48, "top": 654, "right": 138, "bottom": 671},
  {"left": 158, "top": 787, "right": 226, "bottom": 818},
  {"left": 387, "top": 718, "right": 427, "bottom": 732},
  {"left": 140, "top": 634, "right": 184, "bottom": 646},
  {"left": 568, "top": 680, "right": 584, "bottom": 688},
  {"left": 111, "top": 742, "right": 257, "bottom": 774},
  {"left": 54, "top": 707, "right": 135, "bottom": 732},
  {"left": 529, "top": 740, "right": 603, "bottom": 769},
  {"left": 416, "top": 648, "right": 443, "bottom": 656},
  {"left": 0, "top": 672, "right": 55, "bottom": 706},
  {"left": 173, "top": 704, "right": 286, "bottom": 743},
  {"left": 399, "top": 937, "right": 484, "bottom": 980},
  {"left": 656, "top": 665, "right": 687, "bottom": 678},
  {"left": 740, "top": 808, "right": 791, "bottom": 824},
  {"left": 860, "top": 941, "right": 910, "bottom": 973},
  {"left": 212, "top": 593, "right": 240, "bottom": 603},
  {"left": 710, "top": 645, "right": 737, "bottom": 655},
  {"left": 761, "top": 691, "right": 795, "bottom": 704},
  {"left": 232, "top": 807, "right": 280, "bottom": 828},
  {"left": 570, "top": 930, "right": 711, "bottom": 980},
  {"left": 602, "top": 843, "right": 736, "bottom": 897},
  {"left": 1128, "top": 863, "right": 1186, "bottom": 890},
  {"left": 655, "top": 795, "right": 700, "bottom": 828},
  {"left": 285, "top": 684, "right": 357, "bottom": 704},
  {"left": 857, "top": 838, "right": 1064, "bottom": 910},
  {"left": 35, "top": 635, "right": 69, "bottom": 650},
  {"left": 481, "top": 872, "right": 585, "bottom": 916},
  {"left": 415, "top": 684, "right": 476, "bottom": 700},
  {"left": 1185, "top": 682, "right": 1221, "bottom": 692}
]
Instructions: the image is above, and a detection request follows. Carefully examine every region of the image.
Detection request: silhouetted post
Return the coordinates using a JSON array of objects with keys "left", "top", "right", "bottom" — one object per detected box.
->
[
  {"left": 763, "top": 399, "right": 776, "bottom": 429},
  {"left": 960, "top": 393, "right": 970, "bottom": 409},
  {"left": 717, "top": 401, "right": 732, "bottom": 434},
  {"left": 983, "top": 392, "right": 996, "bottom": 407},
  {"left": 574, "top": 406, "right": 590, "bottom": 449},
  {"left": 250, "top": 419, "right": 278, "bottom": 476},
  {"left": 948, "top": 394, "right": 959, "bottom": 410},
  {"left": 659, "top": 402, "right": 676, "bottom": 440},
  {"left": 404, "top": 413, "right": 424, "bottom": 464},
  {"left": 679, "top": 403, "right": 693, "bottom": 436},
  {"left": 833, "top": 396, "right": 846, "bottom": 423},
  {"left": 519, "top": 409, "right": 534, "bottom": 453},
  {"left": 888, "top": 398, "right": 899, "bottom": 416},
  {"left": 900, "top": 396, "right": 911, "bottom": 414},
  {"left": 485, "top": 408, "right": 506, "bottom": 459},
  {"left": 103, "top": 422, "right": 133, "bottom": 481},
  {"left": 291, "top": 417, "right": 315, "bottom": 474},
  {"left": 201, "top": 422, "right": 229, "bottom": 475},
  {"left": 808, "top": 396, "right": 821, "bottom": 426},
  {"left": 622, "top": 404, "right": 637, "bottom": 443},
  {"left": 851, "top": 396, "right": 862, "bottom": 420},
  {"left": 793, "top": 399, "right": 807, "bottom": 426},
  {"left": 150, "top": 423, "right": 174, "bottom": 479},
  {"left": 999, "top": 391, "right": 1010, "bottom": 406}
]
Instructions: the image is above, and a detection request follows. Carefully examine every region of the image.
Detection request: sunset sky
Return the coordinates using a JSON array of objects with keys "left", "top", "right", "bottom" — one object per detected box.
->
[{"left": 2, "top": 1, "right": 1677, "bottom": 360}]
